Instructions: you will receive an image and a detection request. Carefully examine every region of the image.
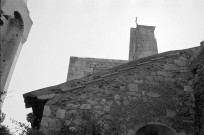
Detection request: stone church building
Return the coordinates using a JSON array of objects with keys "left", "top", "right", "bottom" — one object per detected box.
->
[{"left": 23, "top": 22, "right": 204, "bottom": 135}]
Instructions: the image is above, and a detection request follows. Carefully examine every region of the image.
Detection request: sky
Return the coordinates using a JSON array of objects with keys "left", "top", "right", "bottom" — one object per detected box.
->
[{"left": 2, "top": 0, "right": 204, "bottom": 128}]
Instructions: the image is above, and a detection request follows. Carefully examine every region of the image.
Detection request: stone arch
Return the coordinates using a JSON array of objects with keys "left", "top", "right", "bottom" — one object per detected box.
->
[{"left": 135, "top": 122, "right": 177, "bottom": 135}]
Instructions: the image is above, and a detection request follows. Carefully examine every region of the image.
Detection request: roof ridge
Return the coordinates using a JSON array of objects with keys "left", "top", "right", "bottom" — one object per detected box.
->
[{"left": 23, "top": 46, "right": 200, "bottom": 99}]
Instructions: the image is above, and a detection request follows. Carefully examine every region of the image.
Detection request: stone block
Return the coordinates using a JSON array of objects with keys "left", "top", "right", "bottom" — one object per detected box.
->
[
  {"left": 61, "top": 84, "right": 69, "bottom": 91},
  {"left": 43, "top": 105, "right": 51, "bottom": 117},
  {"left": 65, "top": 120, "right": 71, "bottom": 126},
  {"left": 80, "top": 94, "right": 87, "bottom": 99},
  {"left": 179, "top": 69, "right": 189, "bottom": 72},
  {"left": 37, "top": 94, "right": 56, "bottom": 100},
  {"left": 143, "top": 97, "right": 148, "bottom": 102},
  {"left": 73, "top": 118, "right": 82, "bottom": 125},
  {"left": 80, "top": 104, "right": 91, "bottom": 109},
  {"left": 164, "top": 63, "right": 179, "bottom": 70},
  {"left": 94, "top": 105, "right": 102, "bottom": 110},
  {"left": 178, "top": 132, "right": 186, "bottom": 135},
  {"left": 151, "top": 72, "right": 157, "bottom": 76},
  {"left": 177, "top": 90, "right": 184, "bottom": 95},
  {"left": 67, "top": 110, "right": 77, "bottom": 115},
  {"left": 120, "top": 86, "right": 126, "bottom": 90},
  {"left": 46, "top": 94, "right": 63, "bottom": 105},
  {"left": 49, "top": 119, "right": 58, "bottom": 129},
  {"left": 183, "top": 101, "right": 192, "bottom": 106},
  {"left": 105, "top": 89, "right": 112, "bottom": 94},
  {"left": 128, "top": 129, "right": 135, "bottom": 135},
  {"left": 107, "top": 101, "right": 113, "bottom": 106},
  {"left": 87, "top": 99, "right": 98, "bottom": 105},
  {"left": 174, "top": 59, "right": 187, "bottom": 66},
  {"left": 132, "top": 97, "right": 137, "bottom": 100},
  {"left": 100, "top": 99, "right": 106, "bottom": 104},
  {"left": 103, "top": 114, "right": 111, "bottom": 120},
  {"left": 41, "top": 117, "right": 51, "bottom": 127},
  {"left": 95, "top": 111, "right": 105, "bottom": 117},
  {"left": 166, "top": 109, "right": 176, "bottom": 118},
  {"left": 153, "top": 75, "right": 164, "bottom": 81},
  {"left": 116, "top": 101, "right": 121, "bottom": 105},
  {"left": 146, "top": 92, "right": 160, "bottom": 98},
  {"left": 50, "top": 105, "right": 58, "bottom": 111},
  {"left": 56, "top": 108, "right": 66, "bottom": 119},
  {"left": 103, "top": 105, "right": 110, "bottom": 112},
  {"left": 84, "top": 67, "right": 93, "bottom": 73},
  {"left": 179, "top": 56, "right": 187, "bottom": 61},
  {"left": 179, "top": 72, "right": 194, "bottom": 80},
  {"left": 123, "top": 100, "right": 129, "bottom": 106},
  {"left": 184, "top": 85, "right": 193, "bottom": 92},
  {"left": 165, "top": 77, "right": 175, "bottom": 82},
  {"left": 128, "top": 84, "right": 139, "bottom": 91},
  {"left": 66, "top": 103, "right": 79, "bottom": 109},
  {"left": 127, "top": 91, "right": 137, "bottom": 96},
  {"left": 157, "top": 71, "right": 172, "bottom": 77},
  {"left": 114, "top": 94, "right": 120, "bottom": 100},
  {"left": 146, "top": 76, "right": 153, "bottom": 81},
  {"left": 134, "top": 79, "right": 143, "bottom": 83}
]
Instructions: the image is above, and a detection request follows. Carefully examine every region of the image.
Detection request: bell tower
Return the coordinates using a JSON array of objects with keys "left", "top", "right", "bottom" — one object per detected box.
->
[{"left": 129, "top": 18, "right": 158, "bottom": 61}]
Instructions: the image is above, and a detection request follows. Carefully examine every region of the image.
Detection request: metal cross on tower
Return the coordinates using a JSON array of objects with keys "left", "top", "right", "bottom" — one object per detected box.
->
[{"left": 135, "top": 17, "right": 138, "bottom": 28}]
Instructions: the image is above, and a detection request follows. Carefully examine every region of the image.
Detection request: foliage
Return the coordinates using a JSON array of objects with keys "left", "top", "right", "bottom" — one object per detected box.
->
[
  {"left": 26, "top": 113, "right": 34, "bottom": 128},
  {"left": 0, "top": 112, "right": 12, "bottom": 135},
  {"left": 0, "top": 125, "right": 12, "bottom": 135},
  {"left": 0, "top": 111, "right": 125, "bottom": 135},
  {"left": 77, "top": 110, "right": 102, "bottom": 135},
  {"left": 11, "top": 119, "right": 44, "bottom": 135},
  {"left": 10, "top": 110, "right": 105, "bottom": 135},
  {"left": 48, "top": 110, "right": 103, "bottom": 135},
  {"left": 11, "top": 119, "right": 31, "bottom": 135}
]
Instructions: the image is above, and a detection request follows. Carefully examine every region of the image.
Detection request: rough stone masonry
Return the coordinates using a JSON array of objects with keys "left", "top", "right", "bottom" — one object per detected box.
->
[
  {"left": 23, "top": 21, "right": 204, "bottom": 135},
  {"left": 66, "top": 23, "right": 158, "bottom": 82}
]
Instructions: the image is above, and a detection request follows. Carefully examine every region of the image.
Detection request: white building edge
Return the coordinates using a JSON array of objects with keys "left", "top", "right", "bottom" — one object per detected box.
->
[{"left": 0, "top": 0, "right": 32, "bottom": 111}]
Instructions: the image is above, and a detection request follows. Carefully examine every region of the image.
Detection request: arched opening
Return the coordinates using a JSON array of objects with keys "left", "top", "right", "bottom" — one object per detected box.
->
[
  {"left": 14, "top": 11, "right": 24, "bottom": 29},
  {"left": 136, "top": 124, "right": 177, "bottom": 135}
]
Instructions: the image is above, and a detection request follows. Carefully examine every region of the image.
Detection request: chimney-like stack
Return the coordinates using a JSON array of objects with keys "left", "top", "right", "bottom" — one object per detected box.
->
[{"left": 129, "top": 20, "right": 158, "bottom": 61}]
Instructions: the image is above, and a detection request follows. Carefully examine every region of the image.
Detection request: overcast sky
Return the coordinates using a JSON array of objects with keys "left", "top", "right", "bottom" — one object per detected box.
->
[{"left": 2, "top": 0, "right": 204, "bottom": 127}]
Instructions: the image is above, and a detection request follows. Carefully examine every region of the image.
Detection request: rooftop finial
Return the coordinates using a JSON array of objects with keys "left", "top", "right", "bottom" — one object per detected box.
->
[{"left": 135, "top": 17, "right": 138, "bottom": 28}]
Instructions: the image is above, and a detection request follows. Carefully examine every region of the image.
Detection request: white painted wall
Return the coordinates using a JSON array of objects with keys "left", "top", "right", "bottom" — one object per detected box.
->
[{"left": 0, "top": 0, "right": 32, "bottom": 110}]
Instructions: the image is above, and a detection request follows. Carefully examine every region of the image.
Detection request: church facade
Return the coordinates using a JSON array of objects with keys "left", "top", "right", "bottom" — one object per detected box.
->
[{"left": 23, "top": 22, "right": 204, "bottom": 135}]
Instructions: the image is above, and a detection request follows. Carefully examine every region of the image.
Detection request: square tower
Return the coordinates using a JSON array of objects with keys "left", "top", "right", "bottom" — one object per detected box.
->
[{"left": 129, "top": 24, "right": 158, "bottom": 61}]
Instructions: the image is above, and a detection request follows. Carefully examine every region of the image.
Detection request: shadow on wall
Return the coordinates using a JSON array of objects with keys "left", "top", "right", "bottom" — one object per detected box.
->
[{"left": 135, "top": 123, "right": 177, "bottom": 135}]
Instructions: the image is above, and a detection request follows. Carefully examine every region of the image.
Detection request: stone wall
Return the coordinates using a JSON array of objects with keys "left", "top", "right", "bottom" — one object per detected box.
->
[
  {"left": 67, "top": 57, "right": 127, "bottom": 81},
  {"left": 190, "top": 44, "right": 204, "bottom": 135},
  {"left": 33, "top": 47, "right": 202, "bottom": 135},
  {"left": 67, "top": 24, "right": 158, "bottom": 82}
]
